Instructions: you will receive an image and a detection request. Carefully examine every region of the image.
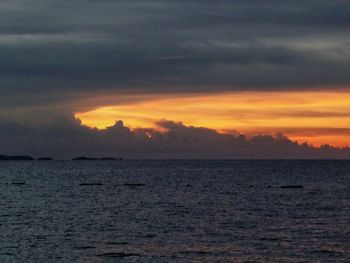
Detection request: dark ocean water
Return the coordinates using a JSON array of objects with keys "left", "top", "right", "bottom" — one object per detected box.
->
[{"left": 0, "top": 160, "right": 349, "bottom": 262}]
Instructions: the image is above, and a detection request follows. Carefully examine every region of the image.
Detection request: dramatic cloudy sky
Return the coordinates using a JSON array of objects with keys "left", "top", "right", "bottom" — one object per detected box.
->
[{"left": 1, "top": 0, "right": 350, "bottom": 158}]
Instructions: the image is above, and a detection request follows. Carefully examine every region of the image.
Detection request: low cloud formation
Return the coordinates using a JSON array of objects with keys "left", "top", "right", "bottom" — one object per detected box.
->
[{"left": 0, "top": 118, "right": 349, "bottom": 159}]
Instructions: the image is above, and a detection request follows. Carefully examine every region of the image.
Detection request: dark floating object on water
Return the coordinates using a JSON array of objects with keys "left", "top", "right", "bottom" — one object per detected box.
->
[
  {"left": 124, "top": 183, "right": 145, "bottom": 187},
  {"left": 0, "top": 155, "right": 34, "bottom": 161},
  {"left": 79, "top": 182, "right": 103, "bottom": 186},
  {"left": 11, "top": 182, "right": 26, "bottom": 185},
  {"left": 280, "top": 185, "right": 304, "bottom": 189},
  {"left": 143, "top": 233, "right": 156, "bottom": 238},
  {"left": 97, "top": 252, "right": 139, "bottom": 258},
  {"left": 38, "top": 157, "right": 53, "bottom": 161}
]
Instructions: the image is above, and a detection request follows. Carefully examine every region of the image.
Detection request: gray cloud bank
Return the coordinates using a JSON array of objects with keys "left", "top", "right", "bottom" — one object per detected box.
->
[
  {"left": 1, "top": 0, "right": 350, "bottom": 116},
  {"left": 0, "top": 118, "right": 349, "bottom": 159}
]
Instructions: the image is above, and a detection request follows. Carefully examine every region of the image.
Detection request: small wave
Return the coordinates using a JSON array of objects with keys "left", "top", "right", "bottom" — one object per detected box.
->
[
  {"left": 105, "top": 242, "right": 129, "bottom": 245},
  {"left": 97, "top": 252, "right": 140, "bottom": 258},
  {"left": 79, "top": 182, "right": 103, "bottom": 186},
  {"left": 179, "top": 251, "right": 213, "bottom": 255},
  {"left": 75, "top": 246, "right": 96, "bottom": 250},
  {"left": 258, "top": 237, "right": 284, "bottom": 241}
]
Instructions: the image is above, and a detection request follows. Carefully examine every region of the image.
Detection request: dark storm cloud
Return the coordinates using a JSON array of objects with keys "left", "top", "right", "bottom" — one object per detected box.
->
[
  {"left": 0, "top": 118, "right": 349, "bottom": 159},
  {"left": 1, "top": 0, "right": 350, "bottom": 114}
]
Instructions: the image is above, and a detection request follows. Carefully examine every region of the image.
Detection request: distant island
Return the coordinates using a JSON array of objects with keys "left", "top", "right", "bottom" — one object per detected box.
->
[
  {"left": 38, "top": 157, "right": 53, "bottom": 161},
  {"left": 0, "top": 155, "right": 34, "bottom": 161},
  {"left": 0, "top": 154, "right": 124, "bottom": 161},
  {"left": 73, "top": 156, "right": 123, "bottom": 161}
]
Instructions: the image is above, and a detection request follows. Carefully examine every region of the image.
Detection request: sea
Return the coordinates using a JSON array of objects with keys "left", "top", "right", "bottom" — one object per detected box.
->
[{"left": 0, "top": 160, "right": 349, "bottom": 262}]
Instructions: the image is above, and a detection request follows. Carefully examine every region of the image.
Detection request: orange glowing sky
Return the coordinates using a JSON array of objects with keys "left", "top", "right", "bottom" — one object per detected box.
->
[{"left": 75, "top": 91, "right": 350, "bottom": 147}]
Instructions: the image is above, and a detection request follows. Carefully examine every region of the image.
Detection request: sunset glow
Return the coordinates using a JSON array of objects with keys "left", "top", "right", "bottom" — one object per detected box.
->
[{"left": 75, "top": 91, "right": 350, "bottom": 147}]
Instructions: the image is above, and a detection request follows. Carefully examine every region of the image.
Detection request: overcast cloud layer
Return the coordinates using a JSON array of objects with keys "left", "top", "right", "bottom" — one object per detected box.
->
[
  {"left": 1, "top": 0, "right": 350, "bottom": 114},
  {"left": 1, "top": 1, "right": 350, "bottom": 157}
]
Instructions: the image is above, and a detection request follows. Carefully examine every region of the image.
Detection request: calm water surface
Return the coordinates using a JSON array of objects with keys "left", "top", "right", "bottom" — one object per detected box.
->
[{"left": 0, "top": 160, "right": 349, "bottom": 262}]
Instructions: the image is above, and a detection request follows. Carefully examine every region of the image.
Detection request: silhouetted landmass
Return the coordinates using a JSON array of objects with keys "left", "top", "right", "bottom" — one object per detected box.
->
[
  {"left": 73, "top": 156, "right": 123, "bottom": 161},
  {"left": 38, "top": 157, "right": 53, "bottom": 161},
  {"left": 0, "top": 154, "right": 123, "bottom": 161},
  {"left": 99, "top": 157, "right": 117, "bottom": 160},
  {"left": 98, "top": 157, "right": 123, "bottom": 161},
  {"left": 0, "top": 155, "right": 34, "bottom": 161},
  {"left": 73, "top": 156, "right": 99, "bottom": 161}
]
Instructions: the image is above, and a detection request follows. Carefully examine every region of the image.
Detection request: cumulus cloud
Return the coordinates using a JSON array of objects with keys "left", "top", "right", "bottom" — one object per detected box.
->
[{"left": 0, "top": 118, "right": 348, "bottom": 159}]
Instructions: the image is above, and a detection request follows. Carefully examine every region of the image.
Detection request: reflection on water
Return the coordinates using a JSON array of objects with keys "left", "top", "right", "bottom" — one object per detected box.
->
[{"left": 0, "top": 160, "right": 349, "bottom": 262}]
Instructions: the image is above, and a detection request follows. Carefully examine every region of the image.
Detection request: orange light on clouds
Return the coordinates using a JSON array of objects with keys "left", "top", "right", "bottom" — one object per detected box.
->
[{"left": 75, "top": 91, "right": 350, "bottom": 147}]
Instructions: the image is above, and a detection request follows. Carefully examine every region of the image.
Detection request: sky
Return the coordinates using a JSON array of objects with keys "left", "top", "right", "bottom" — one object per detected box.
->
[{"left": 1, "top": 0, "right": 350, "bottom": 158}]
